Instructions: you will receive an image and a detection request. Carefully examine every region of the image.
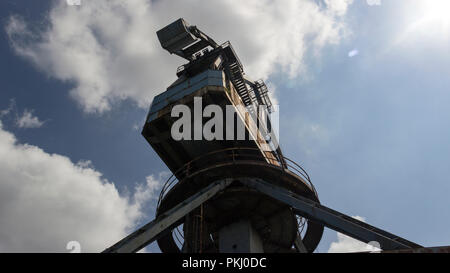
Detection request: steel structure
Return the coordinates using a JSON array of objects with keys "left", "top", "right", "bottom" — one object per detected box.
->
[{"left": 103, "top": 18, "right": 423, "bottom": 253}]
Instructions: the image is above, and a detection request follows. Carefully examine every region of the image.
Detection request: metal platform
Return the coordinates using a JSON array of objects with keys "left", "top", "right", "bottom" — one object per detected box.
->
[
  {"left": 103, "top": 148, "right": 422, "bottom": 253},
  {"left": 142, "top": 71, "right": 279, "bottom": 177}
]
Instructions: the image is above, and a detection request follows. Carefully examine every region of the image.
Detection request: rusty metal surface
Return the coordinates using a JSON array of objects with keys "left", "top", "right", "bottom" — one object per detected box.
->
[
  {"left": 154, "top": 148, "right": 324, "bottom": 253},
  {"left": 142, "top": 83, "right": 280, "bottom": 177},
  {"left": 156, "top": 147, "right": 315, "bottom": 211},
  {"left": 102, "top": 179, "right": 232, "bottom": 253},
  {"left": 243, "top": 178, "right": 422, "bottom": 251},
  {"left": 147, "top": 69, "right": 225, "bottom": 123}
]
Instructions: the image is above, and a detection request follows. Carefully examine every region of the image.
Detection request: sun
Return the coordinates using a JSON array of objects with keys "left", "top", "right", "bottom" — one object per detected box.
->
[
  {"left": 387, "top": 1, "right": 450, "bottom": 54},
  {"left": 421, "top": 0, "right": 450, "bottom": 26},
  {"left": 399, "top": 0, "right": 450, "bottom": 42}
]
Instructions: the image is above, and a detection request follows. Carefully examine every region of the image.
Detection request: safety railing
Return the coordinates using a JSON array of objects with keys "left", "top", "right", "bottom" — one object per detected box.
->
[{"left": 156, "top": 147, "right": 316, "bottom": 212}]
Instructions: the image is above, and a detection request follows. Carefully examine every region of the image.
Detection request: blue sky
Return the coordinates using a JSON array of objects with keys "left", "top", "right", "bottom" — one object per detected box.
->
[{"left": 0, "top": 0, "right": 449, "bottom": 252}]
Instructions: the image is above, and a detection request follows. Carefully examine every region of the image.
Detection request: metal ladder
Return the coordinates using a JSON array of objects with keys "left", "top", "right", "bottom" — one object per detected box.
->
[{"left": 226, "top": 61, "right": 254, "bottom": 107}]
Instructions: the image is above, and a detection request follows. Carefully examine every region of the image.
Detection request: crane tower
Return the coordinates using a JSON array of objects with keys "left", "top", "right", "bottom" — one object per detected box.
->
[{"left": 103, "top": 18, "right": 422, "bottom": 253}]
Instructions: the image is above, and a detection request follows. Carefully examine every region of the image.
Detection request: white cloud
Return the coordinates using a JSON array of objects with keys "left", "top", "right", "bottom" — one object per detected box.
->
[
  {"left": 75, "top": 159, "right": 93, "bottom": 168},
  {"left": 0, "top": 100, "right": 15, "bottom": 117},
  {"left": 6, "top": 0, "right": 353, "bottom": 113},
  {"left": 133, "top": 173, "right": 167, "bottom": 206},
  {"left": 367, "top": 0, "right": 381, "bottom": 6},
  {"left": 0, "top": 121, "right": 162, "bottom": 252},
  {"left": 325, "top": 0, "right": 354, "bottom": 16},
  {"left": 66, "top": 0, "right": 81, "bottom": 6},
  {"left": 348, "top": 49, "right": 359, "bottom": 57},
  {"left": 1, "top": 100, "right": 44, "bottom": 129},
  {"left": 16, "top": 109, "right": 45, "bottom": 128},
  {"left": 328, "top": 216, "right": 382, "bottom": 253}
]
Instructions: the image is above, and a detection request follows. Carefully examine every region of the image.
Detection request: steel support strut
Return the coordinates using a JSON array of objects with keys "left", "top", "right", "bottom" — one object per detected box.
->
[
  {"left": 103, "top": 178, "right": 421, "bottom": 253},
  {"left": 241, "top": 178, "right": 422, "bottom": 251},
  {"left": 294, "top": 234, "right": 308, "bottom": 253},
  {"left": 102, "top": 179, "right": 232, "bottom": 253}
]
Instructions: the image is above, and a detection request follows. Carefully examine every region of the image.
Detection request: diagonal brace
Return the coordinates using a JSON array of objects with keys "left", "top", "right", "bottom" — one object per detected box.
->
[
  {"left": 102, "top": 179, "right": 232, "bottom": 253},
  {"left": 242, "top": 178, "right": 422, "bottom": 251},
  {"left": 294, "top": 234, "right": 308, "bottom": 253}
]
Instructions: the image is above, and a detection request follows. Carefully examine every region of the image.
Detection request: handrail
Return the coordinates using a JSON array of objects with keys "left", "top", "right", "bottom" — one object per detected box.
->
[{"left": 156, "top": 147, "right": 316, "bottom": 212}]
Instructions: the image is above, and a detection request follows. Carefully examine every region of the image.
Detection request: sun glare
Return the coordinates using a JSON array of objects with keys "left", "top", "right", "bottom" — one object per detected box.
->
[
  {"left": 422, "top": 0, "right": 450, "bottom": 26},
  {"left": 396, "top": 0, "right": 450, "bottom": 44}
]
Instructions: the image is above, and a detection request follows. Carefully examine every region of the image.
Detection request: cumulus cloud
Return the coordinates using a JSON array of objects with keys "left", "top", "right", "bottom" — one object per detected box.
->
[
  {"left": 133, "top": 173, "right": 167, "bottom": 206},
  {"left": 0, "top": 121, "right": 162, "bottom": 252},
  {"left": 0, "top": 99, "right": 45, "bottom": 129},
  {"left": 6, "top": 0, "right": 353, "bottom": 113},
  {"left": 328, "top": 216, "right": 382, "bottom": 253},
  {"left": 325, "top": 0, "right": 354, "bottom": 16},
  {"left": 16, "top": 109, "right": 45, "bottom": 128}
]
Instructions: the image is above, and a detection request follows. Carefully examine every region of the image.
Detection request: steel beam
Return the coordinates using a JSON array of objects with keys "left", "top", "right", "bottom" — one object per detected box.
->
[
  {"left": 294, "top": 234, "right": 308, "bottom": 253},
  {"left": 102, "top": 179, "right": 232, "bottom": 253},
  {"left": 242, "top": 178, "right": 422, "bottom": 251}
]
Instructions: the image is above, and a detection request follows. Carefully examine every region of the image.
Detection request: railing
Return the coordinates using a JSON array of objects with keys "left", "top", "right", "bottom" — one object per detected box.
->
[
  {"left": 156, "top": 147, "right": 316, "bottom": 212},
  {"left": 176, "top": 65, "right": 185, "bottom": 74}
]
